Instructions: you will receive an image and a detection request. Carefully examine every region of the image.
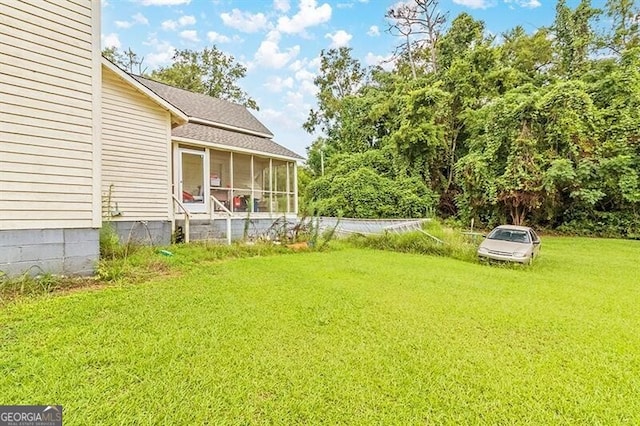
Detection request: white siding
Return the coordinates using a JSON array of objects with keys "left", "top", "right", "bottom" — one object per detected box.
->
[
  {"left": 101, "top": 68, "right": 172, "bottom": 221},
  {"left": 0, "top": 0, "right": 99, "bottom": 230}
]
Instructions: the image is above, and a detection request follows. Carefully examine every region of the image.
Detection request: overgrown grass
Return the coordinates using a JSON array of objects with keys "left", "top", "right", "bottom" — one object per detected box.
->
[
  {"left": 348, "top": 219, "right": 481, "bottom": 262},
  {"left": 1, "top": 237, "right": 639, "bottom": 424},
  {"left": 0, "top": 270, "right": 69, "bottom": 303}
]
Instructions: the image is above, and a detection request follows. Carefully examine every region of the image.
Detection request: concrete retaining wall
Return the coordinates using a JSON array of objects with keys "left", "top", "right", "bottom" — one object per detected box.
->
[{"left": 0, "top": 228, "right": 100, "bottom": 277}]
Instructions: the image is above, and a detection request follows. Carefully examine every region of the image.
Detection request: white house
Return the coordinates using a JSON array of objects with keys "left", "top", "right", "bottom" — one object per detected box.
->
[{"left": 0, "top": 0, "right": 302, "bottom": 277}]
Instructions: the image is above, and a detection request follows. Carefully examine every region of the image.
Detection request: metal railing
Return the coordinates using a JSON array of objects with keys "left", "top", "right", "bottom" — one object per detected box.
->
[
  {"left": 211, "top": 195, "right": 232, "bottom": 245},
  {"left": 172, "top": 195, "right": 191, "bottom": 243}
]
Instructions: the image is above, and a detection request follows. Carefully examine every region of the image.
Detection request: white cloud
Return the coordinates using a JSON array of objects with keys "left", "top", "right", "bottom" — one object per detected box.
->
[
  {"left": 257, "top": 108, "right": 301, "bottom": 132},
  {"left": 365, "top": 52, "right": 395, "bottom": 71},
  {"left": 144, "top": 38, "right": 175, "bottom": 68},
  {"left": 274, "top": 0, "right": 290, "bottom": 12},
  {"left": 254, "top": 31, "right": 300, "bottom": 68},
  {"left": 179, "top": 30, "right": 199, "bottom": 42},
  {"left": 309, "top": 55, "right": 321, "bottom": 69},
  {"left": 207, "top": 31, "right": 231, "bottom": 43},
  {"left": 102, "top": 33, "right": 121, "bottom": 49},
  {"left": 288, "top": 59, "right": 306, "bottom": 72},
  {"left": 452, "top": 0, "right": 492, "bottom": 9},
  {"left": 294, "top": 68, "right": 315, "bottom": 82},
  {"left": 301, "top": 80, "right": 317, "bottom": 95},
  {"left": 115, "top": 20, "right": 133, "bottom": 29},
  {"left": 161, "top": 20, "right": 177, "bottom": 30},
  {"left": 286, "top": 60, "right": 318, "bottom": 95},
  {"left": 285, "top": 90, "right": 305, "bottom": 108},
  {"left": 133, "top": 13, "right": 149, "bottom": 25},
  {"left": 295, "top": 69, "right": 317, "bottom": 95},
  {"left": 504, "top": 0, "right": 541, "bottom": 8},
  {"left": 367, "top": 25, "right": 380, "bottom": 37},
  {"left": 325, "top": 30, "right": 352, "bottom": 48},
  {"left": 264, "top": 76, "right": 295, "bottom": 92},
  {"left": 115, "top": 12, "right": 149, "bottom": 28},
  {"left": 161, "top": 15, "right": 196, "bottom": 31},
  {"left": 258, "top": 91, "right": 312, "bottom": 132},
  {"left": 277, "top": 0, "right": 332, "bottom": 34},
  {"left": 337, "top": 2, "right": 354, "bottom": 8},
  {"left": 178, "top": 15, "right": 196, "bottom": 26},
  {"left": 139, "top": 0, "right": 190, "bottom": 5},
  {"left": 220, "top": 9, "right": 268, "bottom": 33}
]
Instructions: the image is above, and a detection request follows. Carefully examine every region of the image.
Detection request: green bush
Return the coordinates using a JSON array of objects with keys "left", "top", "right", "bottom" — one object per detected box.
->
[
  {"left": 557, "top": 211, "right": 640, "bottom": 238},
  {"left": 307, "top": 167, "right": 437, "bottom": 218}
]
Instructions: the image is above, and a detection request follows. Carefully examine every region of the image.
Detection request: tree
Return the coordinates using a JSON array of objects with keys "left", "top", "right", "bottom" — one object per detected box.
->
[
  {"left": 303, "top": 47, "right": 365, "bottom": 135},
  {"left": 604, "top": 0, "right": 640, "bottom": 53},
  {"left": 102, "top": 47, "right": 146, "bottom": 74},
  {"left": 299, "top": 3, "right": 640, "bottom": 234},
  {"left": 305, "top": 148, "right": 437, "bottom": 218},
  {"left": 150, "top": 46, "right": 258, "bottom": 110},
  {"left": 389, "top": 83, "right": 449, "bottom": 188},
  {"left": 499, "top": 26, "right": 553, "bottom": 86},
  {"left": 552, "top": 0, "right": 600, "bottom": 78},
  {"left": 497, "top": 124, "right": 545, "bottom": 226},
  {"left": 436, "top": 12, "right": 485, "bottom": 72},
  {"left": 385, "top": 0, "right": 448, "bottom": 77}
]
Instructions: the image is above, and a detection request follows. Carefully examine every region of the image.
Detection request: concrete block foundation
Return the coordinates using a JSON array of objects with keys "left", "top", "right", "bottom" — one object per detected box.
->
[
  {"left": 0, "top": 228, "right": 100, "bottom": 277},
  {"left": 108, "top": 220, "right": 172, "bottom": 246}
]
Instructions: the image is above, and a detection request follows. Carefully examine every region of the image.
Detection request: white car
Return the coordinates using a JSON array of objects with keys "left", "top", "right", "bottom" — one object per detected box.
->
[{"left": 477, "top": 225, "right": 541, "bottom": 264}]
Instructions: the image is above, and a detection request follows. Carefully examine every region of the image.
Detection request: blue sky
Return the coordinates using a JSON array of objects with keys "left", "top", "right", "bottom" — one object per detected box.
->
[{"left": 101, "top": 0, "right": 600, "bottom": 157}]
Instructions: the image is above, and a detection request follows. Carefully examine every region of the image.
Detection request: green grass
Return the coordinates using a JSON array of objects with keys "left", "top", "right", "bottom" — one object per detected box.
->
[{"left": 1, "top": 237, "right": 639, "bottom": 424}]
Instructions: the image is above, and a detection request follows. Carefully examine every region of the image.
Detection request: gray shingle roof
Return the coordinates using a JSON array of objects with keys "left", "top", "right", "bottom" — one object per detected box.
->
[
  {"left": 173, "top": 123, "right": 303, "bottom": 160},
  {"left": 132, "top": 75, "right": 273, "bottom": 137}
]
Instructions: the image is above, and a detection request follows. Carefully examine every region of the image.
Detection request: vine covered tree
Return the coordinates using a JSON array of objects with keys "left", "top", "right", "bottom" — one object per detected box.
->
[{"left": 300, "top": 0, "right": 640, "bottom": 235}]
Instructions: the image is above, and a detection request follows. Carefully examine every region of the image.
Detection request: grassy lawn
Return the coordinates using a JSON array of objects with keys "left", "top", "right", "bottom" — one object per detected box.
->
[{"left": 1, "top": 237, "right": 639, "bottom": 424}]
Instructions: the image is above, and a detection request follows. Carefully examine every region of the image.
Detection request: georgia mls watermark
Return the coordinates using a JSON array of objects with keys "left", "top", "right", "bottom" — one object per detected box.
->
[{"left": 0, "top": 406, "right": 62, "bottom": 426}]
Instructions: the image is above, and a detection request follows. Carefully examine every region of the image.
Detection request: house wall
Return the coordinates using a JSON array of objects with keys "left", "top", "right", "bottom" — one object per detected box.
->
[
  {"left": 0, "top": 0, "right": 101, "bottom": 276},
  {"left": 101, "top": 67, "right": 173, "bottom": 243}
]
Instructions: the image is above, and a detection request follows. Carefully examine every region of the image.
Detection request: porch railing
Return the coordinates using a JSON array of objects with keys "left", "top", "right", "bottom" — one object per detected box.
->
[
  {"left": 172, "top": 195, "right": 191, "bottom": 243},
  {"left": 211, "top": 195, "right": 232, "bottom": 245}
]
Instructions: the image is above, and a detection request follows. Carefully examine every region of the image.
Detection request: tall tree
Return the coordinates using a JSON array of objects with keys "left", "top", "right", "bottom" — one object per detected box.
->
[
  {"left": 303, "top": 47, "right": 365, "bottom": 135},
  {"left": 436, "top": 12, "right": 485, "bottom": 72},
  {"left": 385, "top": 0, "right": 448, "bottom": 77},
  {"left": 552, "top": 0, "right": 600, "bottom": 78},
  {"left": 605, "top": 0, "right": 640, "bottom": 53},
  {"left": 150, "top": 46, "right": 258, "bottom": 110},
  {"left": 499, "top": 26, "right": 553, "bottom": 85}
]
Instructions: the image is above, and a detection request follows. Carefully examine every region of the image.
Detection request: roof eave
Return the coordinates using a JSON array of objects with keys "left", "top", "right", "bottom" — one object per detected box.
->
[
  {"left": 172, "top": 136, "right": 303, "bottom": 162},
  {"left": 101, "top": 58, "right": 189, "bottom": 125}
]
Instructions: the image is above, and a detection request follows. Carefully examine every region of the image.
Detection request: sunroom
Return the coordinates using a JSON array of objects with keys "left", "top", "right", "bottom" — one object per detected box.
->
[
  {"left": 175, "top": 144, "right": 298, "bottom": 217},
  {"left": 130, "top": 74, "right": 303, "bottom": 228}
]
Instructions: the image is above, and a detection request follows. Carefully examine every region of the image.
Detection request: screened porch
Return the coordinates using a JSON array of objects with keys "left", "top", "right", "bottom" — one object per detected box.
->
[{"left": 176, "top": 144, "right": 298, "bottom": 216}]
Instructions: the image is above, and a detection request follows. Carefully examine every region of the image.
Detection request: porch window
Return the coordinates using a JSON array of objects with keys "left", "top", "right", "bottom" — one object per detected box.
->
[
  {"left": 207, "top": 152, "right": 295, "bottom": 214},
  {"left": 231, "top": 153, "right": 253, "bottom": 212},
  {"left": 209, "top": 149, "right": 231, "bottom": 212},
  {"left": 254, "top": 157, "right": 270, "bottom": 213}
]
